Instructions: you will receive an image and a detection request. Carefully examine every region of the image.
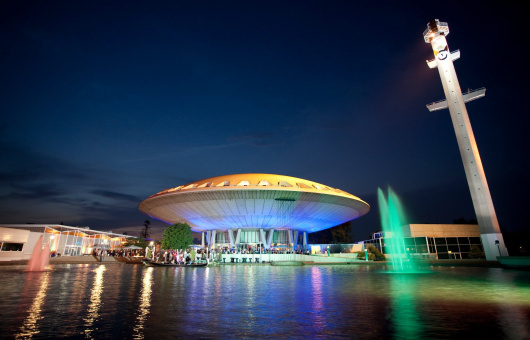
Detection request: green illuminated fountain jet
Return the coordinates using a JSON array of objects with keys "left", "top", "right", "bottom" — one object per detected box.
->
[{"left": 378, "top": 187, "right": 422, "bottom": 273}]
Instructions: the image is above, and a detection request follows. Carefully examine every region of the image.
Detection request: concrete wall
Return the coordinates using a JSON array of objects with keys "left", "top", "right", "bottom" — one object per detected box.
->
[
  {"left": 0, "top": 227, "right": 30, "bottom": 261},
  {"left": 407, "top": 224, "right": 480, "bottom": 238},
  {"left": 0, "top": 228, "right": 55, "bottom": 261}
]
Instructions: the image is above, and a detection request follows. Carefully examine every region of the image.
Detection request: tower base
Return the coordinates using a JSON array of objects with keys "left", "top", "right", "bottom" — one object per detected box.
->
[{"left": 481, "top": 233, "right": 509, "bottom": 261}]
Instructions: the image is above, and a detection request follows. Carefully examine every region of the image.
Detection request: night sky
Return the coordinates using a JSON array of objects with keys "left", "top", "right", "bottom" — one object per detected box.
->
[{"left": 1, "top": 1, "right": 528, "bottom": 240}]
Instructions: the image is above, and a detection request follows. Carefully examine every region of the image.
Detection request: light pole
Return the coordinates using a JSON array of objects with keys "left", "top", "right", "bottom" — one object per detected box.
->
[{"left": 495, "top": 240, "right": 501, "bottom": 257}]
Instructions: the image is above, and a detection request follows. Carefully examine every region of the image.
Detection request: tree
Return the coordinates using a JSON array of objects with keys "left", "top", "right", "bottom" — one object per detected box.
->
[
  {"left": 469, "top": 245, "right": 485, "bottom": 259},
  {"left": 140, "top": 220, "right": 151, "bottom": 238},
  {"left": 161, "top": 223, "right": 193, "bottom": 250},
  {"left": 123, "top": 237, "right": 148, "bottom": 249},
  {"left": 331, "top": 221, "right": 352, "bottom": 243},
  {"left": 308, "top": 222, "right": 352, "bottom": 244}
]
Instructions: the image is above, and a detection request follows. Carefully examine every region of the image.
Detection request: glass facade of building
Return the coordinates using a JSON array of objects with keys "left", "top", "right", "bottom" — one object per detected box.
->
[
  {"left": 0, "top": 225, "right": 130, "bottom": 258},
  {"left": 361, "top": 233, "right": 484, "bottom": 259}
]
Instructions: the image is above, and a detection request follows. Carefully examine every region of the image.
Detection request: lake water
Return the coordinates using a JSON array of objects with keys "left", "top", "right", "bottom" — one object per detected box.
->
[{"left": 1, "top": 263, "right": 529, "bottom": 339}]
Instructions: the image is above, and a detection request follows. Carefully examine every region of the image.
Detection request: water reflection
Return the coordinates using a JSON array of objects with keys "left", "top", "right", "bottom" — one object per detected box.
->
[
  {"left": 83, "top": 265, "right": 106, "bottom": 338},
  {"left": 3, "top": 265, "right": 530, "bottom": 339},
  {"left": 388, "top": 274, "right": 424, "bottom": 339},
  {"left": 16, "top": 272, "right": 51, "bottom": 339},
  {"left": 310, "top": 266, "right": 326, "bottom": 332},
  {"left": 489, "top": 269, "right": 530, "bottom": 339},
  {"left": 68, "top": 264, "right": 90, "bottom": 315},
  {"left": 133, "top": 267, "right": 153, "bottom": 339}
]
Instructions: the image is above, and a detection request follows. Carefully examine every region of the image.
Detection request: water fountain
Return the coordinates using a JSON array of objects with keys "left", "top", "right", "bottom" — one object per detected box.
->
[
  {"left": 378, "top": 187, "right": 423, "bottom": 273},
  {"left": 26, "top": 235, "right": 51, "bottom": 271}
]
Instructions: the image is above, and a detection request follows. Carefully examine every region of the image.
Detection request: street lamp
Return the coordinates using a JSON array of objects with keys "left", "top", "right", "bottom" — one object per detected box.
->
[
  {"left": 495, "top": 240, "right": 501, "bottom": 257},
  {"left": 364, "top": 248, "right": 369, "bottom": 261}
]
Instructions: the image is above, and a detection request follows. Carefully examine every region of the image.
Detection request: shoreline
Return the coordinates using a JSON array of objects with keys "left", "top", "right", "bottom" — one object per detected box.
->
[{"left": 0, "top": 256, "right": 503, "bottom": 268}]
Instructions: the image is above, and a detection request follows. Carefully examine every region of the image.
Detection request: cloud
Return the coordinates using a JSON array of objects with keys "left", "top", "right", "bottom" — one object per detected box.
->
[
  {"left": 3, "top": 182, "right": 60, "bottom": 199},
  {"left": 91, "top": 189, "right": 142, "bottom": 203},
  {"left": 0, "top": 141, "right": 146, "bottom": 229},
  {"left": 227, "top": 132, "right": 279, "bottom": 146},
  {"left": 0, "top": 143, "right": 90, "bottom": 185}
]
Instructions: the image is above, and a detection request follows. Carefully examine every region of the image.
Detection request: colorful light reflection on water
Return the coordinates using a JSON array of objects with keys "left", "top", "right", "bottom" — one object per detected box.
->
[{"left": 0, "top": 264, "right": 529, "bottom": 339}]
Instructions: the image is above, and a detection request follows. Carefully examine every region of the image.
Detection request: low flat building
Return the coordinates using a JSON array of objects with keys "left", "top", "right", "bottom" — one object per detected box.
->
[
  {"left": 359, "top": 224, "right": 484, "bottom": 259},
  {"left": 0, "top": 224, "right": 131, "bottom": 261}
]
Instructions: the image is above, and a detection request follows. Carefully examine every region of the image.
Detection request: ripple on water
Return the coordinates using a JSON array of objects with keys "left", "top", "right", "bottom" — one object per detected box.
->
[{"left": 0, "top": 264, "right": 529, "bottom": 339}]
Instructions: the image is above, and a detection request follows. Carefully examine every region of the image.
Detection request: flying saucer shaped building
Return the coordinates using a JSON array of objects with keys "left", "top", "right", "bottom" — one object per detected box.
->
[{"left": 138, "top": 174, "right": 370, "bottom": 250}]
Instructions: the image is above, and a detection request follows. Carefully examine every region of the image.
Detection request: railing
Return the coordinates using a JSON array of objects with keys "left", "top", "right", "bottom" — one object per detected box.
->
[{"left": 428, "top": 87, "right": 486, "bottom": 106}]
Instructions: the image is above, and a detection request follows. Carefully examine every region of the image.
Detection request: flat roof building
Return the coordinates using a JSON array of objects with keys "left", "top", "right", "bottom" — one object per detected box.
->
[
  {"left": 360, "top": 224, "right": 484, "bottom": 260},
  {"left": 0, "top": 224, "right": 131, "bottom": 261}
]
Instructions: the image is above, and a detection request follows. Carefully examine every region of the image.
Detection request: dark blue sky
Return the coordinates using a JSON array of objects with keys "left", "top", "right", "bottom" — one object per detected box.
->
[{"left": 1, "top": 1, "right": 528, "bottom": 240}]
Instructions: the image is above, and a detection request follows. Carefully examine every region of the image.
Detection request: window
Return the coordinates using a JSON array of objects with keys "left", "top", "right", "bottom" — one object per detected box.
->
[
  {"left": 404, "top": 238, "right": 416, "bottom": 246},
  {"left": 406, "top": 246, "right": 416, "bottom": 253},
  {"left": 448, "top": 245, "right": 459, "bottom": 252},
  {"left": 434, "top": 238, "right": 447, "bottom": 245},
  {"left": 446, "top": 237, "right": 458, "bottom": 245},
  {"left": 437, "top": 245, "right": 448, "bottom": 253},
  {"left": 1, "top": 243, "right": 24, "bottom": 251},
  {"left": 417, "top": 245, "right": 429, "bottom": 253},
  {"left": 469, "top": 237, "right": 481, "bottom": 244},
  {"left": 296, "top": 183, "right": 311, "bottom": 189},
  {"left": 459, "top": 244, "right": 471, "bottom": 252},
  {"left": 415, "top": 237, "right": 427, "bottom": 245}
]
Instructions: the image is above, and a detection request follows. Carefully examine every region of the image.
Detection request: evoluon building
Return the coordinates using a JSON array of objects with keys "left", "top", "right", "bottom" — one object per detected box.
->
[{"left": 138, "top": 173, "right": 370, "bottom": 250}]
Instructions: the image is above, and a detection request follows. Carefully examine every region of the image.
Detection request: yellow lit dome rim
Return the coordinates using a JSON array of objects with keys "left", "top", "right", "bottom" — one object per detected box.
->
[{"left": 148, "top": 173, "right": 366, "bottom": 203}]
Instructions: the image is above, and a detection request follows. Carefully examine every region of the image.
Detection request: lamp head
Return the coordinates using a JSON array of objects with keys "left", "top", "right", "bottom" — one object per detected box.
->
[{"left": 423, "top": 19, "right": 449, "bottom": 43}]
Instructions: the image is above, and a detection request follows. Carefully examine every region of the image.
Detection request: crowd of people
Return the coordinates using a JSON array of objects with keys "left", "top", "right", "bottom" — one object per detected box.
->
[
  {"left": 145, "top": 248, "right": 215, "bottom": 264},
  {"left": 92, "top": 244, "right": 311, "bottom": 262},
  {"left": 220, "top": 247, "right": 310, "bottom": 255},
  {"left": 92, "top": 249, "right": 144, "bottom": 258}
]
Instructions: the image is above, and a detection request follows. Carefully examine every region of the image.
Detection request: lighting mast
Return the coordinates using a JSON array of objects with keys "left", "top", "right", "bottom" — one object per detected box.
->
[{"left": 423, "top": 19, "right": 508, "bottom": 261}]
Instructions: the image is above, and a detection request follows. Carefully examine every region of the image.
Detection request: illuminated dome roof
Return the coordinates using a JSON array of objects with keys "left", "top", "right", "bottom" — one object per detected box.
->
[{"left": 138, "top": 173, "right": 370, "bottom": 233}]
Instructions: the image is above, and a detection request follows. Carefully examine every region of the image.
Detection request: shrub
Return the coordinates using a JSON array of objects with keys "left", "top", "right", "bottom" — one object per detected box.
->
[
  {"left": 368, "top": 245, "right": 386, "bottom": 261},
  {"left": 468, "top": 245, "right": 485, "bottom": 259}
]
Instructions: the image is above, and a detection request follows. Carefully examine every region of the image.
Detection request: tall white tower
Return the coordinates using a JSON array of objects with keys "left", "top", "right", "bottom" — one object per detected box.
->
[{"left": 424, "top": 19, "right": 508, "bottom": 261}]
